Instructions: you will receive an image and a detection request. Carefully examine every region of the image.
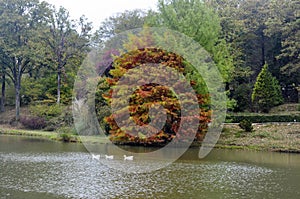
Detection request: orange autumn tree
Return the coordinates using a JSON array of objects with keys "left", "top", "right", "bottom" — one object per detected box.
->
[{"left": 96, "top": 28, "right": 211, "bottom": 146}]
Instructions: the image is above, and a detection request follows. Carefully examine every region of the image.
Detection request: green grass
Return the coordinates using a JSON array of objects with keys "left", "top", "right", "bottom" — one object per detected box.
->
[
  {"left": 0, "top": 127, "right": 110, "bottom": 144},
  {"left": 0, "top": 128, "right": 57, "bottom": 139}
]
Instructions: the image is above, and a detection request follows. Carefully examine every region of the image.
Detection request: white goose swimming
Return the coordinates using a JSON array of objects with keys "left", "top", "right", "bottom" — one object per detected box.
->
[
  {"left": 92, "top": 154, "right": 100, "bottom": 160},
  {"left": 105, "top": 155, "right": 114, "bottom": 160},
  {"left": 124, "top": 155, "right": 133, "bottom": 161}
]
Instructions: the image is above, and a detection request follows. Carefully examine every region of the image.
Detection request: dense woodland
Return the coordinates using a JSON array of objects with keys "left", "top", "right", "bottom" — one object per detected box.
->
[{"left": 0, "top": 0, "right": 299, "bottom": 132}]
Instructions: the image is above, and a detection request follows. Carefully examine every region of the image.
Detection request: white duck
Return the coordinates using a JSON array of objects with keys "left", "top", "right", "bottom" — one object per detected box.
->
[
  {"left": 124, "top": 155, "right": 133, "bottom": 161},
  {"left": 105, "top": 155, "right": 114, "bottom": 160},
  {"left": 92, "top": 154, "right": 100, "bottom": 160}
]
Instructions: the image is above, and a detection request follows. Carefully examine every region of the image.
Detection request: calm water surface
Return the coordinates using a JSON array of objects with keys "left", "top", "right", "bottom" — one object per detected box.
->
[{"left": 0, "top": 135, "right": 300, "bottom": 199}]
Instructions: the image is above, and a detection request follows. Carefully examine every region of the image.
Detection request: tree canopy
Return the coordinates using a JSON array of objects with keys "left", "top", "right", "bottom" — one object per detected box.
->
[{"left": 0, "top": 0, "right": 298, "bottom": 129}]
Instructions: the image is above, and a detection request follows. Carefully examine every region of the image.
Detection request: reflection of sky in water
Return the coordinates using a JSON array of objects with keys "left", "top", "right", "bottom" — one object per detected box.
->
[{"left": 0, "top": 152, "right": 296, "bottom": 199}]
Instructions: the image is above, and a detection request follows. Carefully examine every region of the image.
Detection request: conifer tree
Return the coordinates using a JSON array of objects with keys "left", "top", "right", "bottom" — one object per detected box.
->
[{"left": 252, "top": 63, "right": 283, "bottom": 112}]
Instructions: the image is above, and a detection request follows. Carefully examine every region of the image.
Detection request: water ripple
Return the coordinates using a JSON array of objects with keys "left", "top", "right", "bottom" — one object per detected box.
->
[{"left": 0, "top": 152, "right": 291, "bottom": 199}]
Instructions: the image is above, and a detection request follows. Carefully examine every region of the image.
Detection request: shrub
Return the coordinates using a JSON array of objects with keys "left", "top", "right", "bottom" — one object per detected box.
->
[
  {"left": 231, "top": 83, "right": 253, "bottom": 112},
  {"left": 57, "top": 126, "right": 78, "bottom": 135},
  {"left": 20, "top": 116, "right": 46, "bottom": 129},
  {"left": 239, "top": 119, "right": 253, "bottom": 132},
  {"left": 57, "top": 127, "right": 78, "bottom": 142},
  {"left": 30, "top": 104, "right": 63, "bottom": 120},
  {"left": 29, "top": 104, "right": 74, "bottom": 131},
  {"left": 60, "top": 106, "right": 73, "bottom": 126},
  {"left": 59, "top": 133, "right": 72, "bottom": 142}
]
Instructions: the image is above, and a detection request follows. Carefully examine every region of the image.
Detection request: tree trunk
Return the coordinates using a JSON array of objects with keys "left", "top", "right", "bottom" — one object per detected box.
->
[
  {"left": 14, "top": 58, "right": 21, "bottom": 122},
  {"left": 261, "top": 30, "right": 265, "bottom": 66},
  {"left": 15, "top": 80, "right": 21, "bottom": 121},
  {"left": 1, "top": 72, "right": 5, "bottom": 112},
  {"left": 57, "top": 67, "right": 61, "bottom": 104}
]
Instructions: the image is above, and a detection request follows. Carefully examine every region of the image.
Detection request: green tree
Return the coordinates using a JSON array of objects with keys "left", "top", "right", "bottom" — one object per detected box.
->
[
  {"left": 0, "top": 48, "right": 9, "bottom": 112},
  {"left": 252, "top": 63, "right": 283, "bottom": 113},
  {"left": 38, "top": 6, "right": 92, "bottom": 104},
  {"left": 266, "top": 0, "right": 300, "bottom": 86},
  {"left": 96, "top": 9, "right": 147, "bottom": 41},
  {"left": 211, "top": 0, "right": 281, "bottom": 78},
  {"left": 208, "top": 0, "right": 298, "bottom": 110},
  {"left": 154, "top": 0, "right": 234, "bottom": 82},
  {"left": 21, "top": 49, "right": 87, "bottom": 105},
  {"left": 0, "top": 0, "right": 49, "bottom": 120}
]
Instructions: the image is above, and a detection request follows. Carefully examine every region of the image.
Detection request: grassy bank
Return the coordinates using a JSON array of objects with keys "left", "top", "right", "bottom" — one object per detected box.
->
[
  {"left": 217, "top": 123, "right": 300, "bottom": 153},
  {"left": 1, "top": 123, "right": 300, "bottom": 153},
  {"left": 0, "top": 125, "right": 109, "bottom": 144}
]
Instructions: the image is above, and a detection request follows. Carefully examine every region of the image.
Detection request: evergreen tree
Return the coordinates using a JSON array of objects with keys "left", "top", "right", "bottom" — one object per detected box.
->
[{"left": 252, "top": 64, "right": 283, "bottom": 113}]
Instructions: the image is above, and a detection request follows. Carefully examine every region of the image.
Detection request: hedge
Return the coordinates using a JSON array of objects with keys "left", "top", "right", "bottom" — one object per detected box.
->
[{"left": 225, "top": 114, "right": 300, "bottom": 123}]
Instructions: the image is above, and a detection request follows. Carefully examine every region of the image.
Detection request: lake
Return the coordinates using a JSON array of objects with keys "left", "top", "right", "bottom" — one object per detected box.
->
[{"left": 1, "top": 135, "right": 300, "bottom": 198}]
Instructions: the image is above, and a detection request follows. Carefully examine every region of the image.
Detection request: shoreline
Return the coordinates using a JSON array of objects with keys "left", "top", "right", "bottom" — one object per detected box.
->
[
  {"left": 1, "top": 123, "right": 300, "bottom": 153},
  {"left": 218, "top": 123, "right": 300, "bottom": 153},
  {"left": 0, "top": 126, "right": 109, "bottom": 144}
]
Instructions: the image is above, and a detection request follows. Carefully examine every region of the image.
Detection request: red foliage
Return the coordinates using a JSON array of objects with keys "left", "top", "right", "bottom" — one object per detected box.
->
[{"left": 99, "top": 47, "right": 211, "bottom": 146}]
